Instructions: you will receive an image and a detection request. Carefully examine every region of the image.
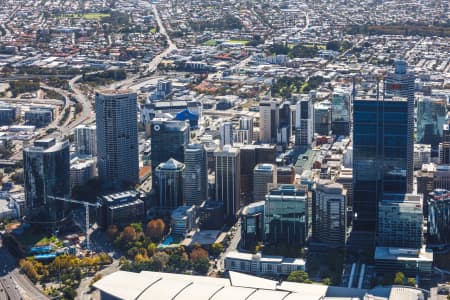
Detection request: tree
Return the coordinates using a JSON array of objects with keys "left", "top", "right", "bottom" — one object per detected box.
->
[
  {"left": 287, "top": 270, "right": 312, "bottom": 283},
  {"left": 145, "top": 219, "right": 166, "bottom": 242},
  {"left": 192, "top": 257, "right": 209, "bottom": 274},
  {"left": 106, "top": 225, "right": 118, "bottom": 240},
  {"left": 322, "top": 277, "right": 331, "bottom": 285},
  {"left": 150, "top": 252, "right": 170, "bottom": 271},
  {"left": 190, "top": 247, "right": 209, "bottom": 262},
  {"left": 121, "top": 226, "right": 137, "bottom": 243},
  {"left": 394, "top": 272, "right": 405, "bottom": 285},
  {"left": 407, "top": 277, "right": 416, "bottom": 287},
  {"left": 326, "top": 40, "right": 341, "bottom": 51},
  {"left": 19, "top": 259, "right": 39, "bottom": 282},
  {"left": 210, "top": 243, "right": 224, "bottom": 257},
  {"left": 147, "top": 243, "right": 157, "bottom": 257}
]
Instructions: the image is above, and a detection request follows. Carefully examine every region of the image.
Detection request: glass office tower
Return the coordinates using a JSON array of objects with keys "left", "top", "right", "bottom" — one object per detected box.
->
[{"left": 353, "top": 96, "right": 411, "bottom": 231}]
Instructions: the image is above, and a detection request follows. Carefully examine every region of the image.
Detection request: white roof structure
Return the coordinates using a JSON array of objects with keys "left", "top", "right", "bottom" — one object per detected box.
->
[{"left": 94, "top": 270, "right": 425, "bottom": 300}]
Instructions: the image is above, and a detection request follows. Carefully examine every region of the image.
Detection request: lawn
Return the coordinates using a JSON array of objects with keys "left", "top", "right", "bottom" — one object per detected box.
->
[
  {"left": 202, "top": 39, "right": 217, "bottom": 46},
  {"left": 227, "top": 40, "right": 250, "bottom": 45},
  {"left": 59, "top": 13, "right": 110, "bottom": 20}
]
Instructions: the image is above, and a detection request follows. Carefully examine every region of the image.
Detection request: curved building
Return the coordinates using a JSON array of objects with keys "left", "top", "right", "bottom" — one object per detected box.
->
[
  {"left": 23, "top": 138, "right": 70, "bottom": 224},
  {"left": 155, "top": 158, "right": 185, "bottom": 209}
]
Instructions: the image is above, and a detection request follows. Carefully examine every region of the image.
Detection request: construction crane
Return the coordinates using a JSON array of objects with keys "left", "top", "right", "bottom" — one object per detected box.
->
[{"left": 47, "top": 196, "right": 101, "bottom": 250}]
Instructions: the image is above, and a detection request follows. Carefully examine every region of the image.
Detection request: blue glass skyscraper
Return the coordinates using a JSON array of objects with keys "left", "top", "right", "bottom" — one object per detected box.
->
[{"left": 353, "top": 96, "right": 411, "bottom": 231}]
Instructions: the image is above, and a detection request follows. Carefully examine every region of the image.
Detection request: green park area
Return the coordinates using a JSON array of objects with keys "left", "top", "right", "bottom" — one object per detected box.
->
[
  {"left": 61, "top": 13, "right": 111, "bottom": 20},
  {"left": 202, "top": 39, "right": 217, "bottom": 46}
]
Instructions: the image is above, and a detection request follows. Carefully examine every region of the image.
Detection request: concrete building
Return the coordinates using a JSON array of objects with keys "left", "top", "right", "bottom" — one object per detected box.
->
[
  {"left": 336, "top": 167, "right": 353, "bottom": 208},
  {"left": 374, "top": 246, "right": 432, "bottom": 278},
  {"left": 96, "top": 90, "right": 139, "bottom": 189},
  {"left": 183, "top": 144, "right": 208, "bottom": 206},
  {"left": 214, "top": 146, "right": 240, "bottom": 218},
  {"left": 259, "top": 101, "right": 278, "bottom": 144},
  {"left": 434, "top": 165, "right": 450, "bottom": 190},
  {"left": 253, "top": 164, "right": 276, "bottom": 202},
  {"left": 237, "top": 116, "right": 254, "bottom": 144},
  {"left": 377, "top": 193, "right": 423, "bottom": 249},
  {"left": 70, "top": 156, "right": 96, "bottom": 187},
  {"left": 276, "top": 166, "right": 296, "bottom": 184},
  {"left": 414, "top": 144, "right": 431, "bottom": 170},
  {"left": 155, "top": 158, "right": 185, "bottom": 210},
  {"left": 23, "top": 138, "right": 70, "bottom": 224},
  {"left": 295, "top": 97, "right": 313, "bottom": 147},
  {"left": 25, "top": 107, "right": 53, "bottom": 127},
  {"left": 264, "top": 184, "right": 309, "bottom": 245},
  {"left": 74, "top": 124, "right": 97, "bottom": 156},
  {"left": 312, "top": 180, "right": 347, "bottom": 248},
  {"left": 225, "top": 251, "right": 305, "bottom": 276},
  {"left": 98, "top": 190, "right": 144, "bottom": 228}
]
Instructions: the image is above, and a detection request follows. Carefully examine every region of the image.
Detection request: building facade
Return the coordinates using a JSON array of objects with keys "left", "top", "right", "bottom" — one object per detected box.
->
[
  {"left": 312, "top": 180, "right": 347, "bottom": 248},
  {"left": 155, "top": 158, "right": 185, "bottom": 210},
  {"left": 377, "top": 193, "right": 423, "bottom": 249},
  {"left": 96, "top": 90, "right": 139, "bottom": 189},
  {"left": 183, "top": 144, "right": 208, "bottom": 206},
  {"left": 295, "top": 97, "right": 313, "bottom": 147},
  {"left": 331, "top": 89, "right": 351, "bottom": 136},
  {"left": 253, "top": 164, "right": 276, "bottom": 202},
  {"left": 215, "top": 146, "right": 241, "bottom": 218},
  {"left": 74, "top": 124, "right": 97, "bottom": 156},
  {"left": 314, "top": 100, "right": 331, "bottom": 136},
  {"left": 353, "top": 95, "right": 412, "bottom": 232},
  {"left": 23, "top": 138, "right": 70, "bottom": 224},
  {"left": 416, "top": 97, "right": 447, "bottom": 146},
  {"left": 428, "top": 189, "right": 450, "bottom": 245},
  {"left": 264, "top": 184, "right": 309, "bottom": 245}
]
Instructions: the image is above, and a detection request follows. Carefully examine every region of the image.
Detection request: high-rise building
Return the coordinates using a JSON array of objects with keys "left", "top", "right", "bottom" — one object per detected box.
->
[
  {"left": 151, "top": 119, "right": 189, "bottom": 173},
  {"left": 416, "top": 97, "right": 447, "bottom": 146},
  {"left": 353, "top": 95, "right": 412, "bottom": 231},
  {"left": 96, "top": 90, "right": 139, "bottom": 189},
  {"left": 220, "top": 122, "right": 234, "bottom": 147},
  {"left": 428, "top": 189, "right": 450, "bottom": 246},
  {"left": 264, "top": 184, "right": 309, "bottom": 245},
  {"left": 253, "top": 164, "right": 276, "bottom": 202},
  {"left": 277, "top": 101, "right": 292, "bottom": 148},
  {"left": 155, "top": 158, "right": 185, "bottom": 209},
  {"left": 439, "top": 124, "right": 450, "bottom": 164},
  {"left": 23, "top": 138, "right": 70, "bottom": 224},
  {"left": 314, "top": 100, "right": 331, "bottom": 136},
  {"left": 434, "top": 165, "right": 450, "bottom": 191},
  {"left": 237, "top": 116, "right": 254, "bottom": 144},
  {"left": 74, "top": 124, "right": 97, "bottom": 156},
  {"left": 295, "top": 97, "right": 313, "bottom": 147},
  {"left": 312, "top": 180, "right": 347, "bottom": 248},
  {"left": 384, "top": 60, "right": 415, "bottom": 192},
  {"left": 183, "top": 144, "right": 208, "bottom": 206},
  {"left": 259, "top": 101, "right": 278, "bottom": 143},
  {"left": 377, "top": 193, "right": 423, "bottom": 249},
  {"left": 214, "top": 146, "right": 240, "bottom": 218},
  {"left": 331, "top": 89, "right": 351, "bottom": 136}
]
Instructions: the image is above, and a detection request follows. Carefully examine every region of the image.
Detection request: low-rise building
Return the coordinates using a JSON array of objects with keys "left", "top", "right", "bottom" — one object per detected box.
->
[
  {"left": 225, "top": 251, "right": 305, "bottom": 276},
  {"left": 98, "top": 190, "right": 145, "bottom": 228},
  {"left": 170, "top": 205, "right": 197, "bottom": 237},
  {"left": 70, "top": 156, "right": 96, "bottom": 187},
  {"left": 374, "top": 246, "right": 433, "bottom": 278}
]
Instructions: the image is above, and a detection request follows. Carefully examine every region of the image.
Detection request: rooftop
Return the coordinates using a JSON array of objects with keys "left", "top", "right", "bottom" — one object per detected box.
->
[{"left": 94, "top": 271, "right": 425, "bottom": 300}]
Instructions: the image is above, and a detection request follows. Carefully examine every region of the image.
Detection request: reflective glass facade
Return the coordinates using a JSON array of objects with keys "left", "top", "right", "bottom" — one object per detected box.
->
[{"left": 353, "top": 97, "right": 411, "bottom": 231}]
